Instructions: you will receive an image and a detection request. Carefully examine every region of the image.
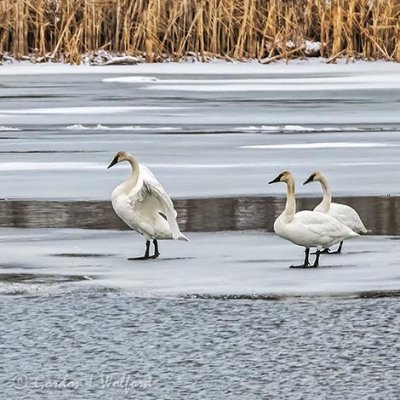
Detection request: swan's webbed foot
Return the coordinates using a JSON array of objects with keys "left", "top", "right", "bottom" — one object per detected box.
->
[
  {"left": 128, "top": 240, "right": 152, "bottom": 260},
  {"left": 290, "top": 248, "right": 313, "bottom": 268},
  {"left": 290, "top": 263, "right": 311, "bottom": 269}
]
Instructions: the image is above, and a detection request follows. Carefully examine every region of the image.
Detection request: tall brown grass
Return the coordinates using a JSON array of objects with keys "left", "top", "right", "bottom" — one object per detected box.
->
[{"left": 0, "top": 0, "right": 399, "bottom": 64}]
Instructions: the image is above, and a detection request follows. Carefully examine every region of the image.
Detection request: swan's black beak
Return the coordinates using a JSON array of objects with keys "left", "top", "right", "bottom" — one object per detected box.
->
[
  {"left": 268, "top": 174, "right": 282, "bottom": 184},
  {"left": 107, "top": 156, "right": 119, "bottom": 169},
  {"left": 303, "top": 174, "right": 315, "bottom": 185}
]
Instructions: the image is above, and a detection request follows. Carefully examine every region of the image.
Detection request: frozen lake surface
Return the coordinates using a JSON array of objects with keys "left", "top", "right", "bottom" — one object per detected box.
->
[
  {"left": 1, "top": 229, "right": 399, "bottom": 298},
  {"left": 1, "top": 61, "right": 400, "bottom": 199},
  {"left": 1, "top": 62, "right": 400, "bottom": 399}
]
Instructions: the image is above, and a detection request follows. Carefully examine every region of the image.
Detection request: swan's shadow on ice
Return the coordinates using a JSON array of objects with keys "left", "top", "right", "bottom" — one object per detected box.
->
[
  {"left": 51, "top": 253, "right": 116, "bottom": 258},
  {"left": 235, "top": 259, "right": 295, "bottom": 264},
  {"left": 287, "top": 264, "right": 358, "bottom": 269},
  {"left": 317, "top": 264, "right": 359, "bottom": 269},
  {"left": 322, "top": 250, "right": 376, "bottom": 255},
  {"left": 127, "top": 256, "right": 196, "bottom": 261},
  {"left": 234, "top": 260, "right": 359, "bottom": 269}
]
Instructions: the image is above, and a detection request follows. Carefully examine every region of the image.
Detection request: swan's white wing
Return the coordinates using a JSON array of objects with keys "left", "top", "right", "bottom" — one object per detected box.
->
[
  {"left": 295, "top": 211, "right": 357, "bottom": 241},
  {"left": 329, "top": 203, "right": 367, "bottom": 234},
  {"left": 133, "top": 165, "right": 181, "bottom": 239}
]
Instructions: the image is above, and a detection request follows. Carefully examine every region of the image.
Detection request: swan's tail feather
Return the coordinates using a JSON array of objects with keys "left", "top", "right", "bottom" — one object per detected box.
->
[
  {"left": 164, "top": 212, "right": 181, "bottom": 240},
  {"left": 178, "top": 234, "right": 190, "bottom": 242},
  {"left": 348, "top": 230, "right": 359, "bottom": 239}
]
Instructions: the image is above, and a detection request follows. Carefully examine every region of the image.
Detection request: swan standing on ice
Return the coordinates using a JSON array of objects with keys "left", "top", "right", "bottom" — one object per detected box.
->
[
  {"left": 303, "top": 171, "right": 367, "bottom": 253},
  {"left": 108, "top": 151, "right": 188, "bottom": 259},
  {"left": 269, "top": 171, "right": 358, "bottom": 268}
]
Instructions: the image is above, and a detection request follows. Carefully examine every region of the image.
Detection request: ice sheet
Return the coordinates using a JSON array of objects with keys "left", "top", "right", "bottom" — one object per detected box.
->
[
  {"left": 1, "top": 61, "right": 400, "bottom": 199},
  {"left": 0, "top": 125, "right": 20, "bottom": 131},
  {"left": 241, "top": 142, "right": 396, "bottom": 149},
  {"left": 0, "top": 229, "right": 399, "bottom": 298},
  {"left": 64, "top": 124, "right": 181, "bottom": 131},
  {"left": 0, "top": 106, "right": 186, "bottom": 115}
]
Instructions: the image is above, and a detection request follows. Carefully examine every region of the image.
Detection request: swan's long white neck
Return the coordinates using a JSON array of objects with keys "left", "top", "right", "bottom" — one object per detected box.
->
[
  {"left": 124, "top": 154, "right": 140, "bottom": 192},
  {"left": 283, "top": 178, "right": 296, "bottom": 223},
  {"left": 317, "top": 175, "right": 332, "bottom": 212}
]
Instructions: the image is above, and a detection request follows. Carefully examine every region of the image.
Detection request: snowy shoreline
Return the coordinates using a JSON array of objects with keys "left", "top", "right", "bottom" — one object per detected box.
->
[{"left": 1, "top": 58, "right": 400, "bottom": 75}]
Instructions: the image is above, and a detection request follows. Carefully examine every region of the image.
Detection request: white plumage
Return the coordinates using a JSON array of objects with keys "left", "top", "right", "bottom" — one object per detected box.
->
[
  {"left": 274, "top": 210, "right": 358, "bottom": 251},
  {"left": 108, "top": 151, "right": 188, "bottom": 259},
  {"left": 269, "top": 171, "right": 358, "bottom": 267},
  {"left": 317, "top": 203, "right": 367, "bottom": 234},
  {"left": 304, "top": 171, "right": 367, "bottom": 253}
]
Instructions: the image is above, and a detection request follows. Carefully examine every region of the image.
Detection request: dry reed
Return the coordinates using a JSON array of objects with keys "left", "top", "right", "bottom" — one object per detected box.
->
[{"left": 0, "top": 0, "right": 399, "bottom": 64}]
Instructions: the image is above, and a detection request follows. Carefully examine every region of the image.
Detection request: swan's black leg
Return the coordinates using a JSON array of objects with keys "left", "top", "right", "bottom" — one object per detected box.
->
[
  {"left": 320, "top": 241, "right": 342, "bottom": 255},
  {"left": 152, "top": 240, "right": 160, "bottom": 258},
  {"left": 290, "top": 248, "right": 311, "bottom": 268},
  {"left": 304, "top": 248, "right": 310, "bottom": 266},
  {"left": 313, "top": 250, "right": 321, "bottom": 267},
  {"left": 144, "top": 240, "right": 151, "bottom": 258},
  {"left": 332, "top": 241, "right": 343, "bottom": 254}
]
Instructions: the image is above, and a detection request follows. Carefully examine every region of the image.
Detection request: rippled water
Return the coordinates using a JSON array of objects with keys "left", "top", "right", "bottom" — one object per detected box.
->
[{"left": 1, "top": 292, "right": 399, "bottom": 399}]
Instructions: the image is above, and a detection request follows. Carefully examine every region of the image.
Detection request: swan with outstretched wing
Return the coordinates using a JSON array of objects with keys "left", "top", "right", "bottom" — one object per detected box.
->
[{"left": 108, "top": 151, "right": 188, "bottom": 259}]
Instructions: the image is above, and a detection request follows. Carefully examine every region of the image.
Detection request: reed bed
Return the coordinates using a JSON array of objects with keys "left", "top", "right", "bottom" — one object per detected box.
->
[{"left": 0, "top": 0, "right": 400, "bottom": 64}]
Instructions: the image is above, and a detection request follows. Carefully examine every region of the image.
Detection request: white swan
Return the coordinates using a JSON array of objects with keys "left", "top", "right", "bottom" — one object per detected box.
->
[
  {"left": 108, "top": 151, "right": 188, "bottom": 259},
  {"left": 303, "top": 171, "right": 367, "bottom": 253},
  {"left": 269, "top": 171, "right": 358, "bottom": 268}
]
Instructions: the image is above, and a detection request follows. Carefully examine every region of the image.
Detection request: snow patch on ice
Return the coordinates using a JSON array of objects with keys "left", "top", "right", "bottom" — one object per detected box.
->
[
  {"left": 64, "top": 124, "right": 181, "bottom": 131},
  {"left": 2, "top": 60, "right": 400, "bottom": 77},
  {"left": 241, "top": 142, "right": 397, "bottom": 150},
  {"left": 143, "top": 73, "right": 400, "bottom": 92},
  {"left": 283, "top": 125, "right": 316, "bottom": 132},
  {"left": 0, "top": 126, "right": 20, "bottom": 131},
  {"left": 234, "top": 125, "right": 360, "bottom": 133},
  {"left": 234, "top": 125, "right": 280, "bottom": 132},
  {"left": 102, "top": 76, "right": 160, "bottom": 83},
  {"left": 103, "top": 77, "right": 370, "bottom": 85}
]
